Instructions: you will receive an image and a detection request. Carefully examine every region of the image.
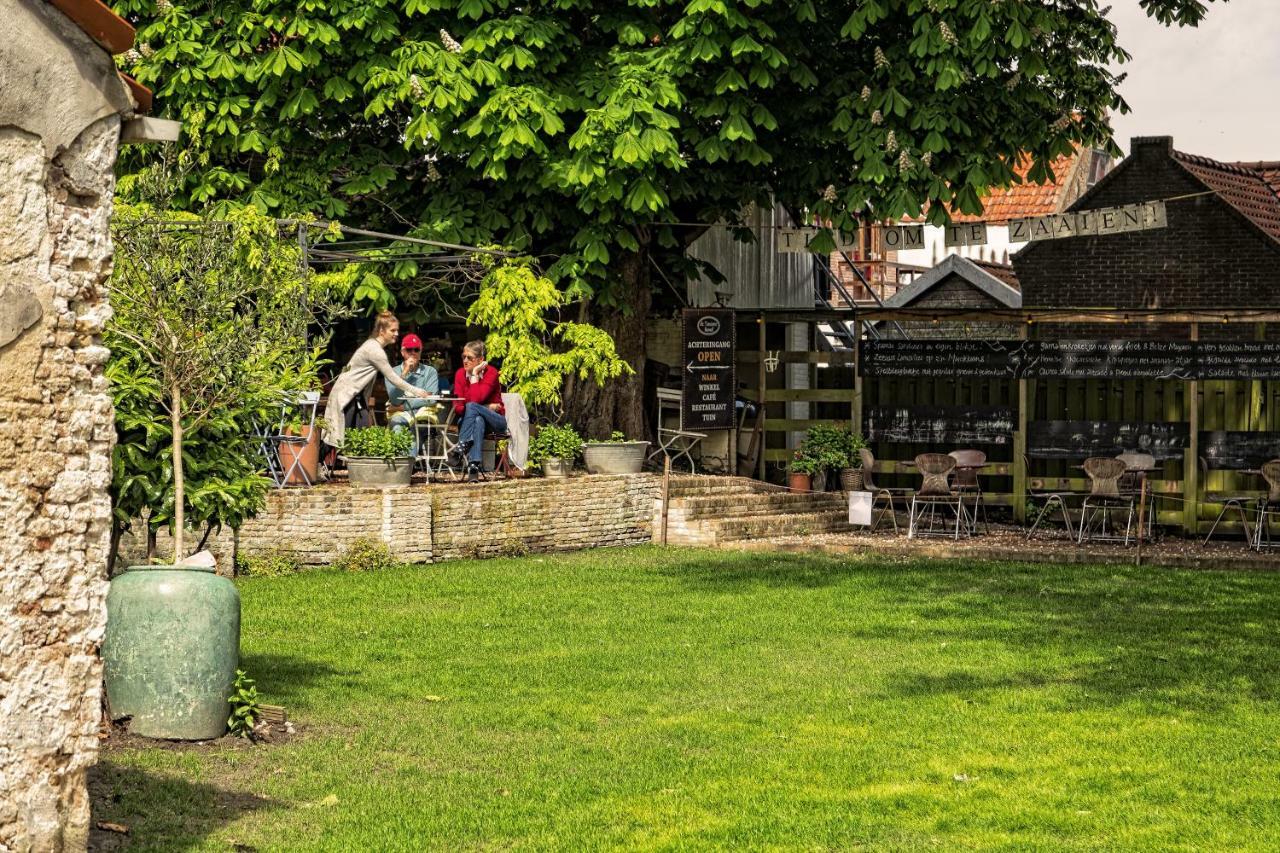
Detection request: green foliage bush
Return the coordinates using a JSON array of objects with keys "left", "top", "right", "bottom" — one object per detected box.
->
[
  {"left": 235, "top": 550, "right": 302, "bottom": 578},
  {"left": 467, "top": 257, "right": 632, "bottom": 410},
  {"left": 798, "top": 425, "right": 867, "bottom": 472},
  {"left": 227, "top": 669, "right": 261, "bottom": 738},
  {"left": 528, "top": 424, "right": 585, "bottom": 470},
  {"left": 332, "top": 538, "right": 400, "bottom": 573},
  {"left": 342, "top": 427, "right": 414, "bottom": 459}
]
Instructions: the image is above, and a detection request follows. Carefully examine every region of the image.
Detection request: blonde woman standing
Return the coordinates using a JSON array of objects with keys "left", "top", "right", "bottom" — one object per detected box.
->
[{"left": 323, "top": 311, "right": 432, "bottom": 451}]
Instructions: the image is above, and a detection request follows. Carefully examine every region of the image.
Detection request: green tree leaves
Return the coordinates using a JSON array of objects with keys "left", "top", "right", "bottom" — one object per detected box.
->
[{"left": 116, "top": 0, "right": 1220, "bottom": 317}]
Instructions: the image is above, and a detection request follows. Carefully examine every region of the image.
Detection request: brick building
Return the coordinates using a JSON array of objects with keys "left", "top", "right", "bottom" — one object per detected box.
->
[{"left": 1014, "top": 136, "right": 1280, "bottom": 330}]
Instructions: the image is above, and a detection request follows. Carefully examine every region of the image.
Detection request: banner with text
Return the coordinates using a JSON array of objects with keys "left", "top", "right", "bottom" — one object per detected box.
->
[{"left": 778, "top": 201, "right": 1167, "bottom": 253}]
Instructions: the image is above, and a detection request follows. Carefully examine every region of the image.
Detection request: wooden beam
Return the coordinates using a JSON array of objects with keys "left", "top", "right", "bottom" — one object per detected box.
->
[
  {"left": 738, "top": 351, "right": 857, "bottom": 365},
  {"left": 852, "top": 319, "right": 864, "bottom": 441},
  {"left": 757, "top": 313, "right": 767, "bottom": 480},
  {"left": 1014, "top": 324, "right": 1029, "bottom": 524},
  {"left": 1185, "top": 322, "right": 1201, "bottom": 535},
  {"left": 742, "top": 388, "right": 859, "bottom": 403},
  {"left": 856, "top": 307, "right": 1280, "bottom": 324}
]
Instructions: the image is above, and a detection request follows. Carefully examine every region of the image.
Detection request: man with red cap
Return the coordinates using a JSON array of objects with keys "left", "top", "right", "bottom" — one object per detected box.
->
[{"left": 386, "top": 332, "right": 440, "bottom": 456}]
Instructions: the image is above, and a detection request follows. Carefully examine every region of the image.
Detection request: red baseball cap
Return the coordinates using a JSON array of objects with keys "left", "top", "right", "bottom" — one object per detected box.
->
[{"left": 401, "top": 333, "right": 422, "bottom": 350}]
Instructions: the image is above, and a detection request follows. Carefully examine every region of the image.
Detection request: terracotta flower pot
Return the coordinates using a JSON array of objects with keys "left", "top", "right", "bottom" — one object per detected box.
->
[
  {"left": 279, "top": 425, "right": 319, "bottom": 485},
  {"left": 788, "top": 472, "right": 812, "bottom": 492}
]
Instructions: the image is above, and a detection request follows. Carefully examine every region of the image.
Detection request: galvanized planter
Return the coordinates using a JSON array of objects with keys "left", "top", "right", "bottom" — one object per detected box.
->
[
  {"left": 542, "top": 456, "right": 573, "bottom": 478},
  {"left": 103, "top": 565, "right": 240, "bottom": 741},
  {"left": 345, "top": 455, "right": 413, "bottom": 487},
  {"left": 583, "top": 441, "right": 650, "bottom": 475}
]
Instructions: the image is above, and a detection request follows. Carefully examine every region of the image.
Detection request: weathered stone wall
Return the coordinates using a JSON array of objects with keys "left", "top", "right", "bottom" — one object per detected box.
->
[
  {"left": 1, "top": 2, "right": 133, "bottom": 847},
  {"left": 120, "top": 475, "right": 661, "bottom": 568},
  {"left": 0, "top": 117, "right": 120, "bottom": 851}
]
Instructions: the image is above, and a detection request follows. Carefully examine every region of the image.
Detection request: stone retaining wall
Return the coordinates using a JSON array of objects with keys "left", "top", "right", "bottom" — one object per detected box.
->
[{"left": 123, "top": 474, "right": 661, "bottom": 568}]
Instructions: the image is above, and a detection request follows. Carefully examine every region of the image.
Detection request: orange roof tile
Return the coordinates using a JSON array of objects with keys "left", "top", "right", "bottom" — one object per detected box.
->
[{"left": 906, "top": 150, "right": 1083, "bottom": 223}]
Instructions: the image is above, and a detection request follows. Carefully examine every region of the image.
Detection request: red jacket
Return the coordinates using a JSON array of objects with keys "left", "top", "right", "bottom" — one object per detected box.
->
[{"left": 453, "top": 364, "right": 504, "bottom": 415}]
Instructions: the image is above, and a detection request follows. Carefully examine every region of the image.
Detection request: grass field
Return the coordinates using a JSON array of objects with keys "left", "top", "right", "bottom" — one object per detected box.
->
[{"left": 92, "top": 546, "right": 1280, "bottom": 851}]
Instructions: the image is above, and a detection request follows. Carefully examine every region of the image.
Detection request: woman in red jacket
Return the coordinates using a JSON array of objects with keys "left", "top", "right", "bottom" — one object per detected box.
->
[{"left": 449, "top": 340, "right": 506, "bottom": 480}]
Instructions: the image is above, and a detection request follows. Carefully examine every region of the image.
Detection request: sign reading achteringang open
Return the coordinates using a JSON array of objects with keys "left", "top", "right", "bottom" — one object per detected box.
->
[{"left": 681, "top": 308, "right": 736, "bottom": 431}]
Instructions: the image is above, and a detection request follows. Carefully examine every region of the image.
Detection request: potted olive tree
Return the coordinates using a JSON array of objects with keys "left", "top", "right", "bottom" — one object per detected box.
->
[
  {"left": 528, "top": 424, "right": 584, "bottom": 478},
  {"left": 342, "top": 426, "right": 415, "bottom": 487},
  {"left": 583, "top": 430, "right": 650, "bottom": 474}
]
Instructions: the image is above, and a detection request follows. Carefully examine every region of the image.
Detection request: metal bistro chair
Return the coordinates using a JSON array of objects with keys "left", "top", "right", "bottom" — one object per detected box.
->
[
  {"left": 949, "top": 449, "right": 988, "bottom": 535},
  {"left": 1024, "top": 454, "right": 1081, "bottom": 541},
  {"left": 859, "top": 448, "right": 912, "bottom": 534},
  {"left": 261, "top": 391, "right": 321, "bottom": 488},
  {"left": 1201, "top": 456, "right": 1260, "bottom": 546},
  {"left": 1077, "top": 457, "right": 1136, "bottom": 546},
  {"left": 908, "top": 453, "right": 970, "bottom": 540},
  {"left": 648, "top": 387, "right": 707, "bottom": 473},
  {"left": 1117, "top": 451, "right": 1158, "bottom": 540},
  {"left": 1251, "top": 459, "right": 1280, "bottom": 551}
]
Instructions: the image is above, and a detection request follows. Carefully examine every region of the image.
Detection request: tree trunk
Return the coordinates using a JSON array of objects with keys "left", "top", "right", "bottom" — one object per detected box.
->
[
  {"left": 562, "top": 251, "right": 652, "bottom": 440},
  {"left": 170, "top": 383, "right": 185, "bottom": 561}
]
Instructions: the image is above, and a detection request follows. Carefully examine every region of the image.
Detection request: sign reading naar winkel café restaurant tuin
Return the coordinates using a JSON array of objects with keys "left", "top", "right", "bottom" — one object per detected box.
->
[{"left": 681, "top": 308, "right": 736, "bottom": 431}]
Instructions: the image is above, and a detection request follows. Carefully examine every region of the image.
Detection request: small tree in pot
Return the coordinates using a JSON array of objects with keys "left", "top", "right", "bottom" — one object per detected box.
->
[
  {"left": 583, "top": 430, "right": 650, "bottom": 474},
  {"left": 528, "top": 424, "right": 584, "bottom": 478},
  {"left": 342, "top": 426, "right": 415, "bottom": 487}
]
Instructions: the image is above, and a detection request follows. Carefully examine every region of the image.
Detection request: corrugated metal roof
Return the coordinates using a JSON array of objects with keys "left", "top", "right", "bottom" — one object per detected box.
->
[{"left": 686, "top": 202, "right": 815, "bottom": 310}]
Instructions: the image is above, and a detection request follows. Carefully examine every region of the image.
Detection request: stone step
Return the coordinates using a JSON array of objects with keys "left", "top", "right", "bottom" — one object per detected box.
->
[
  {"left": 668, "top": 491, "right": 846, "bottom": 520},
  {"left": 665, "top": 477, "right": 774, "bottom": 497},
  {"left": 666, "top": 509, "right": 854, "bottom": 546}
]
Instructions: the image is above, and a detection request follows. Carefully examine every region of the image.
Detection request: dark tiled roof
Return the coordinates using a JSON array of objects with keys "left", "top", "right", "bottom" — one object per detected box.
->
[
  {"left": 972, "top": 259, "right": 1020, "bottom": 290},
  {"left": 1173, "top": 151, "right": 1280, "bottom": 244}
]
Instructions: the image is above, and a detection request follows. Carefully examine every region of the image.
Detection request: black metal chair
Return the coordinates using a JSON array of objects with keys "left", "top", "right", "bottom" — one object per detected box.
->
[
  {"left": 1024, "top": 453, "right": 1081, "bottom": 541},
  {"left": 1200, "top": 456, "right": 1258, "bottom": 546},
  {"left": 859, "top": 448, "right": 911, "bottom": 534}
]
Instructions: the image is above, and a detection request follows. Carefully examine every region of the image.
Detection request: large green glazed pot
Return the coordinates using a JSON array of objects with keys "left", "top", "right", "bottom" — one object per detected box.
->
[{"left": 103, "top": 565, "right": 240, "bottom": 740}]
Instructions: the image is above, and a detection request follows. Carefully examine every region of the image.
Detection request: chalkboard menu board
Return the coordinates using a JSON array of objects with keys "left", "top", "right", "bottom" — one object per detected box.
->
[
  {"left": 1028, "top": 340, "right": 1195, "bottom": 380},
  {"left": 866, "top": 405, "right": 1015, "bottom": 445},
  {"left": 1197, "top": 343, "right": 1280, "bottom": 380},
  {"left": 860, "top": 339, "right": 1280, "bottom": 380},
  {"left": 859, "top": 339, "right": 1029, "bottom": 378},
  {"left": 1028, "top": 420, "right": 1189, "bottom": 460},
  {"left": 1199, "top": 431, "right": 1280, "bottom": 469},
  {"left": 681, "top": 308, "right": 736, "bottom": 431}
]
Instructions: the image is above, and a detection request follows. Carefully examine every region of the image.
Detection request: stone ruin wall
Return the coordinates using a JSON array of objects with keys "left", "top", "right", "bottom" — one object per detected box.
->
[{"left": 0, "top": 110, "right": 120, "bottom": 853}]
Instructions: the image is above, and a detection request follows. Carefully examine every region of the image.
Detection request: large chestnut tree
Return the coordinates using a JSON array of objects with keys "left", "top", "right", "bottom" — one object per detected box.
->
[{"left": 114, "top": 0, "right": 1220, "bottom": 436}]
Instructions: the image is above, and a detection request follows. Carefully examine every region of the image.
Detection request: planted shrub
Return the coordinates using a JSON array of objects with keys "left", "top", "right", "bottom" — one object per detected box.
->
[
  {"left": 227, "top": 669, "right": 262, "bottom": 738},
  {"left": 528, "top": 424, "right": 585, "bottom": 470},
  {"left": 331, "top": 537, "right": 399, "bottom": 573},
  {"left": 343, "top": 426, "right": 413, "bottom": 459},
  {"left": 234, "top": 550, "right": 302, "bottom": 578}
]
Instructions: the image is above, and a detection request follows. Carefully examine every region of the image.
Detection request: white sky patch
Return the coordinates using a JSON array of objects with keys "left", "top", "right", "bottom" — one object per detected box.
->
[{"left": 1107, "top": 2, "right": 1280, "bottom": 160}]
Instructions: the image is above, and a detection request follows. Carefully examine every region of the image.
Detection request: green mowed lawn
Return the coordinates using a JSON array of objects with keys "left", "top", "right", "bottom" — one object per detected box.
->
[{"left": 94, "top": 546, "right": 1280, "bottom": 851}]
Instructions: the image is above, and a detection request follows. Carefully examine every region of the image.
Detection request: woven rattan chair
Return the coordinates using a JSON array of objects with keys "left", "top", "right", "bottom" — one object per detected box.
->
[
  {"left": 860, "top": 448, "right": 911, "bottom": 534},
  {"left": 1252, "top": 459, "right": 1280, "bottom": 550},
  {"left": 908, "top": 453, "right": 969, "bottom": 540},
  {"left": 949, "top": 448, "right": 988, "bottom": 534},
  {"left": 1078, "top": 457, "right": 1136, "bottom": 545}
]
